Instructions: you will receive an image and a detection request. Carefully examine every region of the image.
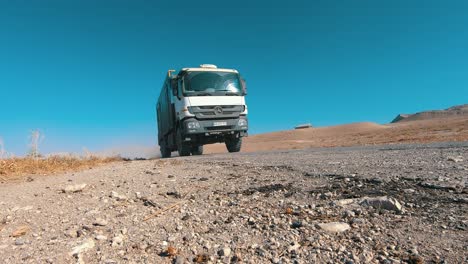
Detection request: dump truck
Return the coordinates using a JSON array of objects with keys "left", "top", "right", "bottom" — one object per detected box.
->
[{"left": 156, "top": 64, "right": 248, "bottom": 158}]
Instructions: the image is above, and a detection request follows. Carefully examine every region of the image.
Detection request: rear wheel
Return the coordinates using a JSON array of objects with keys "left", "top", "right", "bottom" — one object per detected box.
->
[
  {"left": 225, "top": 137, "right": 242, "bottom": 153},
  {"left": 191, "top": 145, "right": 203, "bottom": 155}
]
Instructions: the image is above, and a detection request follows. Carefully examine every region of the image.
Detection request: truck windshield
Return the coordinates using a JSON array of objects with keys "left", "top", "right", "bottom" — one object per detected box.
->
[{"left": 183, "top": 71, "right": 242, "bottom": 96}]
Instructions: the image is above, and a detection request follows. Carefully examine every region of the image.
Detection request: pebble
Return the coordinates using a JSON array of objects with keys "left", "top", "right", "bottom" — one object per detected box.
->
[
  {"left": 14, "top": 238, "right": 25, "bottom": 246},
  {"left": 110, "top": 191, "right": 128, "bottom": 201},
  {"left": 344, "top": 210, "right": 355, "bottom": 218},
  {"left": 316, "top": 222, "right": 351, "bottom": 233},
  {"left": 95, "top": 235, "right": 108, "bottom": 241},
  {"left": 11, "top": 225, "right": 30, "bottom": 237},
  {"left": 70, "top": 238, "right": 95, "bottom": 256},
  {"left": 291, "top": 220, "right": 303, "bottom": 228},
  {"left": 62, "top": 184, "right": 87, "bottom": 193},
  {"left": 218, "top": 247, "right": 231, "bottom": 257},
  {"left": 334, "top": 199, "right": 356, "bottom": 206},
  {"left": 111, "top": 235, "right": 124, "bottom": 247},
  {"left": 93, "top": 218, "right": 108, "bottom": 226},
  {"left": 173, "top": 256, "right": 185, "bottom": 264},
  {"left": 288, "top": 243, "right": 301, "bottom": 253},
  {"left": 447, "top": 156, "right": 463, "bottom": 162},
  {"left": 360, "top": 196, "right": 403, "bottom": 213},
  {"left": 135, "top": 192, "right": 142, "bottom": 199}
]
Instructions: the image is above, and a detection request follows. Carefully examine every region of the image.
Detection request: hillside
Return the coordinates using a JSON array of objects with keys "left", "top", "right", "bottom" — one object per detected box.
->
[
  {"left": 391, "top": 104, "right": 468, "bottom": 123},
  {"left": 205, "top": 115, "right": 468, "bottom": 154}
]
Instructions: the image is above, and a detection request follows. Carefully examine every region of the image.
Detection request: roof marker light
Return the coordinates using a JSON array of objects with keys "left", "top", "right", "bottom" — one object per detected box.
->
[{"left": 199, "top": 64, "right": 218, "bottom": 69}]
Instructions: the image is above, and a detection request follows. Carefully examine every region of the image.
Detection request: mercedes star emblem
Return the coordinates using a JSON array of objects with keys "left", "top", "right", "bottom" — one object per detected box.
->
[{"left": 214, "top": 106, "right": 223, "bottom": 115}]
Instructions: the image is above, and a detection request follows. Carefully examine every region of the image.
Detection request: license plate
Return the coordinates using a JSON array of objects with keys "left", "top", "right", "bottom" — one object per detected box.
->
[{"left": 213, "top": 121, "right": 227, "bottom": 127}]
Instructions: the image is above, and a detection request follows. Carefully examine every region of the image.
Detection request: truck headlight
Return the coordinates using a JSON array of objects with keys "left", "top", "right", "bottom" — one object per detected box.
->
[
  {"left": 187, "top": 121, "right": 200, "bottom": 129},
  {"left": 238, "top": 119, "right": 247, "bottom": 127}
]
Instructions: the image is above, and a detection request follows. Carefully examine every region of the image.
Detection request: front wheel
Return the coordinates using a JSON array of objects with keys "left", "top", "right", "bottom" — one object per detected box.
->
[
  {"left": 160, "top": 144, "right": 171, "bottom": 158},
  {"left": 177, "top": 129, "right": 191, "bottom": 156},
  {"left": 225, "top": 137, "right": 242, "bottom": 153},
  {"left": 191, "top": 145, "right": 203, "bottom": 155}
]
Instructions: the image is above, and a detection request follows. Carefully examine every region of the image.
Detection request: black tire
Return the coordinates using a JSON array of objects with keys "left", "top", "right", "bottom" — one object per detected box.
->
[
  {"left": 160, "top": 143, "right": 171, "bottom": 158},
  {"left": 178, "top": 144, "right": 191, "bottom": 156},
  {"left": 225, "top": 137, "right": 242, "bottom": 153},
  {"left": 177, "top": 129, "right": 191, "bottom": 156},
  {"left": 191, "top": 145, "right": 203, "bottom": 155}
]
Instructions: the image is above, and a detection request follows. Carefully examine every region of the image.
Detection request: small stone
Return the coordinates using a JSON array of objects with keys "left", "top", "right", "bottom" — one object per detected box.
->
[
  {"left": 334, "top": 199, "right": 356, "bottom": 206},
  {"left": 93, "top": 218, "right": 108, "bottom": 226},
  {"left": 95, "top": 235, "right": 108, "bottom": 241},
  {"left": 173, "top": 256, "right": 184, "bottom": 264},
  {"left": 360, "top": 196, "right": 403, "bottom": 213},
  {"left": 320, "top": 192, "right": 334, "bottom": 199},
  {"left": 352, "top": 218, "right": 365, "bottom": 225},
  {"left": 344, "top": 210, "right": 355, "bottom": 218},
  {"left": 408, "top": 255, "right": 424, "bottom": 264},
  {"left": 62, "top": 184, "right": 87, "bottom": 193},
  {"left": 15, "top": 238, "right": 25, "bottom": 246},
  {"left": 11, "top": 226, "right": 30, "bottom": 237},
  {"left": 70, "top": 238, "right": 95, "bottom": 256},
  {"left": 291, "top": 220, "right": 303, "bottom": 229},
  {"left": 111, "top": 235, "right": 124, "bottom": 247},
  {"left": 409, "top": 247, "right": 419, "bottom": 255},
  {"left": 360, "top": 249, "right": 374, "bottom": 262},
  {"left": 218, "top": 247, "right": 231, "bottom": 257},
  {"left": 64, "top": 229, "right": 78, "bottom": 238},
  {"left": 288, "top": 243, "right": 300, "bottom": 253},
  {"left": 316, "top": 222, "right": 351, "bottom": 233},
  {"left": 110, "top": 191, "right": 128, "bottom": 201},
  {"left": 447, "top": 156, "right": 463, "bottom": 162}
]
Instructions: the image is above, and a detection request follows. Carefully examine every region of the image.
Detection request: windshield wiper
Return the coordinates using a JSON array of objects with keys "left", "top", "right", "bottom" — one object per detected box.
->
[
  {"left": 193, "top": 92, "right": 212, "bottom": 96},
  {"left": 218, "top": 90, "right": 240, "bottom": 96}
]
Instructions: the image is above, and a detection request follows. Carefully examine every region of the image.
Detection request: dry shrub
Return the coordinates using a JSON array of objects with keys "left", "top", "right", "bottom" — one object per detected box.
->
[{"left": 0, "top": 155, "right": 122, "bottom": 182}]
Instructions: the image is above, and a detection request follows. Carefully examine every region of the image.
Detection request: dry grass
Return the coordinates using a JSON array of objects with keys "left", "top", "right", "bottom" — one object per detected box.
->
[{"left": 0, "top": 156, "right": 122, "bottom": 182}]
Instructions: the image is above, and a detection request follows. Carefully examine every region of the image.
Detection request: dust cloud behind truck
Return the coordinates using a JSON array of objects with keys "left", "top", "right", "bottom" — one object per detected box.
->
[{"left": 156, "top": 64, "right": 248, "bottom": 158}]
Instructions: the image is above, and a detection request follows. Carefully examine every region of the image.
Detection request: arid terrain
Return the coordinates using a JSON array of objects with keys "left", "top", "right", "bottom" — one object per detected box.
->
[
  {"left": 0, "top": 142, "right": 467, "bottom": 264},
  {"left": 206, "top": 116, "right": 468, "bottom": 154}
]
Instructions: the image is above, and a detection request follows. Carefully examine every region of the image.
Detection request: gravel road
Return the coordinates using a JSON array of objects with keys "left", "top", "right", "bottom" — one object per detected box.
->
[{"left": 1, "top": 142, "right": 467, "bottom": 263}]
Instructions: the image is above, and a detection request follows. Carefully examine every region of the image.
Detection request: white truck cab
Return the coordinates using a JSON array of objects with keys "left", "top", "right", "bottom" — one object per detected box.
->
[{"left": 157, "top": 64, "right": 248, "bottom": 157}]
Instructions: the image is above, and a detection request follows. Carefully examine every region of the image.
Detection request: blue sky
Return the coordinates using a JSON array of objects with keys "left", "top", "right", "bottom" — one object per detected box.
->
[{"left": 0, "top": 0, "right": 467, "bottom": 156}]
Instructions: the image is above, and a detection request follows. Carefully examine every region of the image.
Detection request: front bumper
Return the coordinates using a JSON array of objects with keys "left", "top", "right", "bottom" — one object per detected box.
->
[{"left": 182, "top": 117, "right": 248, "bottom": 135}]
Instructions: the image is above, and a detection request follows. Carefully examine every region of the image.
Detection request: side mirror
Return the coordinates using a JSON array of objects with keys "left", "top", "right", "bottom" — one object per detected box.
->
[
  {"left": 171, "top": 79, "right": 178, "bottom": 98},
  {"left": 241, "top": 78, "right": 247, "bottom": 95}
]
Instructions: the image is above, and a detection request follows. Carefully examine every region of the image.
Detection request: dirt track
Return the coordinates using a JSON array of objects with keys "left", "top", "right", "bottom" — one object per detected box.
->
[{"left": 0, "top": 142, "right": 467, "bottom": 263}]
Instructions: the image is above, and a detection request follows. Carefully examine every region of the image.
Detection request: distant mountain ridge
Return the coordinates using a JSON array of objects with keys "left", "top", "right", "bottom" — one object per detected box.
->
[{"left": 391, "top": 104, "right": 468, "bottom": 123}]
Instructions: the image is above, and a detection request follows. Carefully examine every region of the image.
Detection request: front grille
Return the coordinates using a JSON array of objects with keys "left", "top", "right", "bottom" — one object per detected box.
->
[{"left": 189, "top": 105, "right": 243, "bottom": 119}]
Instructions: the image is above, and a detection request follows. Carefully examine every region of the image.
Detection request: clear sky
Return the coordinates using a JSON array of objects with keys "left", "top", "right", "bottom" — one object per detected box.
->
[{"left": 0, "top": 0, "right": 467, "bottom": 156}]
